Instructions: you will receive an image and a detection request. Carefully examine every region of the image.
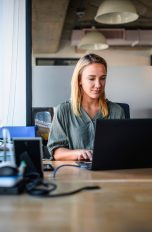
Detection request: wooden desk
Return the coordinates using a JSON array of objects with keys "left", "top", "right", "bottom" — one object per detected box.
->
[{"left": 0, "top": 161, "right": 152, "bottom": 232}]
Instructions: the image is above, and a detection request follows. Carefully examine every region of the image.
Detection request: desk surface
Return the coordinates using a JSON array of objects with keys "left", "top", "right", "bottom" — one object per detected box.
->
[{"left": 0, "top": 161, "right": 152, "bottom": 232}]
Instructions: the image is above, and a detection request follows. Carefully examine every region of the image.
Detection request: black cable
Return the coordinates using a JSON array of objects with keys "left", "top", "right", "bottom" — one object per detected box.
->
[
  {"left": 22, "top": 165, "right": 101, "bottom": 197},
  {"left": 53, "top": 164, "right": 81, "bottom": 178},
  {"left": 26, "top": 182, "right": 57, "bottom": 196},
  {"left": 24, "top": 173, "right": 101, "bottom": 197},
  {"left": 29, "top": 185, "right": 101, "bottom": 198},
  {"left": 23, "top": 167, "right": 101, "bottom": 197},
  {"left": 23, "top": 172, "right": 57, "bottom": 196},
  {"left": 51, "top": 165, "right": 101, "bottom": 197},
  {"left": 44, "top": 185, "right": 101, "bottom": 198}
]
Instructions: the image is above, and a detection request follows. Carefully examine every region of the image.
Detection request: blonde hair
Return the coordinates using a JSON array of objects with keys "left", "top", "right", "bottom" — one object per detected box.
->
[{"left": 71, "top": 53, "right": 108, "bottom": 117}]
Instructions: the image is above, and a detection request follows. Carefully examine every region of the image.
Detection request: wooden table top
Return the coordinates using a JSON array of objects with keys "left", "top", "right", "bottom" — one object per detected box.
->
[
  {"left": 0, "top": 161, "right": 152, "bottom": 232},
  {"left": 49, "top": 160, "right": 152, "bottom": 181}
]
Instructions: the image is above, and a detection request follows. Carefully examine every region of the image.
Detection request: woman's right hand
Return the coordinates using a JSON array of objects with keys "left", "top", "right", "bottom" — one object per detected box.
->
[
  {"left": 53, "top": 147, "right": 93, "bottom": 161},
  {"left": 76, "top": 149, "right": 93, "bottom": 161}
]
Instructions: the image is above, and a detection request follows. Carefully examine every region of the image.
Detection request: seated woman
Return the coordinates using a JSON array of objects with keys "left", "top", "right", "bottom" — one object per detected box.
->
[{"left": 47, "top": 53, "right": 125, "bottom": 161}]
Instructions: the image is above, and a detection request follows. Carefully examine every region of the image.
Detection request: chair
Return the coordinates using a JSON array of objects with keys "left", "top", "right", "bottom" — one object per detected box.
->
[
  {"left": 32, "top": 107, "right": 54, "bottom": 125},
  {"left": 35, "top": 111, "right": 52, "bottom": 140},
  {"left": 0, "top": 126, "right": 36, "bottom": 138},
  {"left": 34, "top": 111, "right": 52, "bottom": 159},
  {"left": 117, "top": 103, "right": 130, "bottom": 119}
]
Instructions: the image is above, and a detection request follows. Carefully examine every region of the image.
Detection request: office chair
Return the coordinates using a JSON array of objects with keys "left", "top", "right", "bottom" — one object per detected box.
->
[
  {"left": 34, "top": 111, "right": 52, "bottom": 159},
  {"left": 0, "top": 126, "right": 36, "bottom": 138},
  {"left": 117, "top": 103, "right": 130, "bottom": 119}
]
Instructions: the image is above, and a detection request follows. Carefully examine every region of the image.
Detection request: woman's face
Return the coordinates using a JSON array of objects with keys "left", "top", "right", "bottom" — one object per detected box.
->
[{"left": 79, "top": 63, "right": 107, "bottom": 100}]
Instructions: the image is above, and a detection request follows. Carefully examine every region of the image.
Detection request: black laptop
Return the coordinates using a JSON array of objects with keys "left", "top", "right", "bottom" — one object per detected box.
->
[{"left": 77, "top": 119, "right": 152, "bottom": 170}]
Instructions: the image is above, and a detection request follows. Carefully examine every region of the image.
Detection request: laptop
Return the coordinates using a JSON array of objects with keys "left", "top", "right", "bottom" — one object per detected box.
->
[
  {"left": 13, "top": 137, "right": 44, "bottom": 177},
  {"left": 77, "top": 119, "right": 152, "bottom": 170}
]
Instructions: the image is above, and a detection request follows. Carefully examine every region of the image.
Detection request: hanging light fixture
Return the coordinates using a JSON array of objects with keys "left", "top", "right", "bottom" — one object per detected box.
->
[
  {"left": 95, "top": 0, "right": 139, "bottom": 25},
  {"left": 78, "top": 28, "right": 109, "bottom": 50}
]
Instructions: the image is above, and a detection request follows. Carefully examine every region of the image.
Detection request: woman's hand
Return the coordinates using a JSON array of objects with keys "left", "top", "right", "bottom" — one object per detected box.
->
[
  {"left": 76, "top": 149, "right": 93, "bottom": 161},
  {"left": 53, "top": 147, "right": 93, "bottom": 161}
]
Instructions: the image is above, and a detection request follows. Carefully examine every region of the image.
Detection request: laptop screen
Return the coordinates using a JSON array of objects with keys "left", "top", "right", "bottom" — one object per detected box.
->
[
  {"left": 92, "top": 119, "right": 152, "bottom": 170},
  {"left": 13, "top": 137, "right": 43, "bottom": 177}
]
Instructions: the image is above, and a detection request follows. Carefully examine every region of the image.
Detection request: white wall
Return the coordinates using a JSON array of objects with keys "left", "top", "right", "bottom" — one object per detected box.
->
[
  {"left": 32, "top": 66, "right": 152, "bottom": 118},
  {"left": 106, "top": 67, "right": 152, "bottom": 118},
  {"left": 32, "top": 66, "right": 73, "bottom": 106}
]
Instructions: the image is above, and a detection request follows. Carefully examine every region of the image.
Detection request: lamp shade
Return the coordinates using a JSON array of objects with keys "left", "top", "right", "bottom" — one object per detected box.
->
[
  {"left": 78, "top": 30, "right": 109, "bottom": 50},
  {"left": 95, "top": 0, "right": 139, "bottom": 24}
]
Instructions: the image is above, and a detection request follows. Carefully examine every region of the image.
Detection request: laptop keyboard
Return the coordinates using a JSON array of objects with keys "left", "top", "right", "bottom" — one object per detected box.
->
[{"left": 76, "top": 161, "right": 92, "bottom": 170}]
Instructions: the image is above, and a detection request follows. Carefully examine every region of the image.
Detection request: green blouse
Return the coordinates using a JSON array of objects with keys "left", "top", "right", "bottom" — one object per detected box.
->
[{"left": 47, "top": 100, "right": 125, "bottom": 159}]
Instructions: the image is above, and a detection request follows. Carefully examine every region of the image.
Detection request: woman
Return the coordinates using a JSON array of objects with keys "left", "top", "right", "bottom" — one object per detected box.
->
[{"left": 47, "top": 53, "right": 125, "bottom": 161}]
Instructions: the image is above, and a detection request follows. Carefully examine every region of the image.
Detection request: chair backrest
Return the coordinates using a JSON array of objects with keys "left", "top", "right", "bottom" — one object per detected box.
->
[
  {"left": 32, "top": 107, "right": 54, "bottom": 125},
  {"left": 0, "top": 126, "right": 36, "bottom": 138},
  {"left": 117, "top": 103, "right": 130, "bottom": 119}
]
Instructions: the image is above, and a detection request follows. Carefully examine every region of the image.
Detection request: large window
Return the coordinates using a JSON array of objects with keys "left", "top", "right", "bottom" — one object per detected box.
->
[{"left": 0, "top": 0, "right": 26, "bottom": 126}]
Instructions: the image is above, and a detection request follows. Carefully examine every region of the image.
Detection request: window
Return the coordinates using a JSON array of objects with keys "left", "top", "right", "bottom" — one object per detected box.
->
[{"left": 36, "top": 58, "right": 79, "bottom": 66}]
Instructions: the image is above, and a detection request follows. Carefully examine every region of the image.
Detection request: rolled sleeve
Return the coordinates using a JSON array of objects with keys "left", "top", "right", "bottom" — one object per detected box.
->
[{"left": 47, "top": 106, "right": 69, "bottom": 159}]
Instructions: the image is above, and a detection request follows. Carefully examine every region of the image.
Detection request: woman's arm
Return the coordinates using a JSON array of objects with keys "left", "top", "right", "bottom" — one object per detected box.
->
[
  {"left": 47, "top": 102, "right": 93, "bottom": 161},
  {"left": 47, "top": 104, "right": 69, "bottom": 159},
  {"left": 53, "top": 147, "right": 93, "bottom": 161}
]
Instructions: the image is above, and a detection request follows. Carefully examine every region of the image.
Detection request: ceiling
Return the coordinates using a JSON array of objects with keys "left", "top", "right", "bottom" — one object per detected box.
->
[{"left": 32, "top": 0, "right": 152, "bottom": 54}]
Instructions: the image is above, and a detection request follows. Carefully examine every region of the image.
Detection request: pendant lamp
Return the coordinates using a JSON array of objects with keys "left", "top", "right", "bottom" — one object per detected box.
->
[
  {"left": 78, "top": 29, "right": 109, "bottom": 50},
  {"left": 95, "top": 0, "right": 139, "bottom": 24}
]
